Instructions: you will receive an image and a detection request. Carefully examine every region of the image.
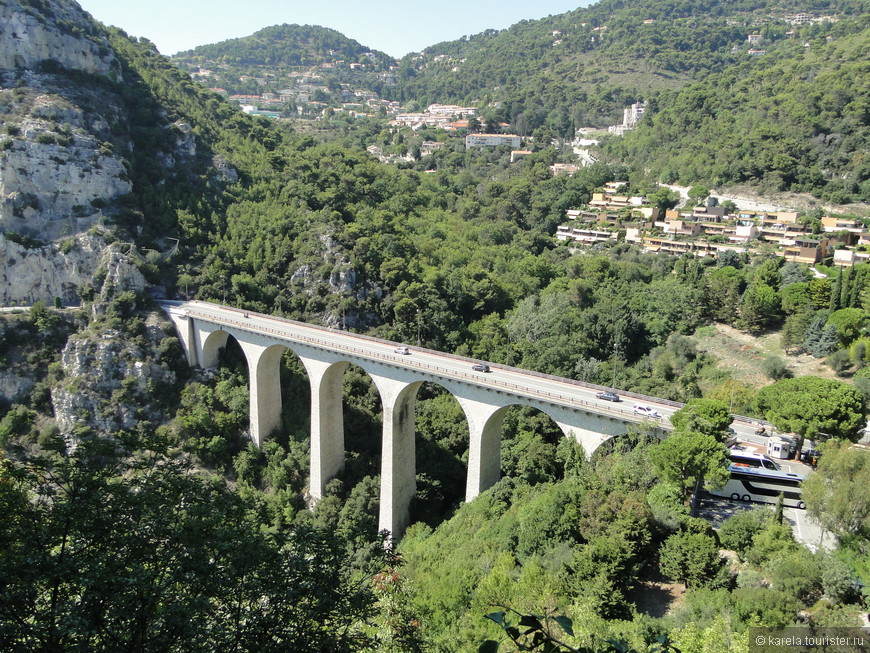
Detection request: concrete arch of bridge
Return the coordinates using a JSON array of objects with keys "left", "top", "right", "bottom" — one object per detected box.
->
[
  {"left": 198, "top": 332, "right": 313, "bottom": 447},
  {"left": 200, "top": 327, "right": 231, "bottom": 369},
  {"left": 187, "top": 320, "right": 626, "bottom": 538},
  {"left": 304, "top": 360, "right": 387, "bottom": 503},
  {"left": 411, "top": 382, "right": 471, "bottom": 523}
]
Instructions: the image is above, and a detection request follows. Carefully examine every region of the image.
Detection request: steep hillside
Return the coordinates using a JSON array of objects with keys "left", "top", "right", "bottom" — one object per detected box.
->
[
  {"left": 0, "top": 0, "right": 254, "bottom": 304},
  {"left": 160, "top": 0, "right": 869, "bottom": 203},
  {"left": 604, "top": 20, "right": 870, "bottom": 204},
  {"left": 389, "top": 0, "right": 869, "bottom": 202},
  {"left": 393, "top": 0, "right": 864, "bottom": 123},
  {"left": 0, "top": 0, "right": 128, "bottom": 241},
  {"left": 175, "top": 23, "right": 394, "bottom": 70},
  {"left": 172, "top": 24, "right": 397, "bottom": 97}
]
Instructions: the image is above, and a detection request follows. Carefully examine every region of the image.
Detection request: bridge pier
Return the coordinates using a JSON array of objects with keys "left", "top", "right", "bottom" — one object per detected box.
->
[
  {"left": 302, "top": 358, "right": 349, "bottom": 501},
  {"left": 372, "top": 377, "right": 423, "bottom": 540},
  {"left": 162, "top": 302, "right": 658, "bottom": 542},
  {"left": 461, "top": 401, "right": 509, "bottom": 502},
  {"left": 240, "top": 343, "right": 285, "bottom": 447}
]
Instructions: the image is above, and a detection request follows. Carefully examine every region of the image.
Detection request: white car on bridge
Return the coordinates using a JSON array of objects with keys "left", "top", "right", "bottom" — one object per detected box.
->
[{"left": 633, "top": 404, "right": 661, "bottom": 419}]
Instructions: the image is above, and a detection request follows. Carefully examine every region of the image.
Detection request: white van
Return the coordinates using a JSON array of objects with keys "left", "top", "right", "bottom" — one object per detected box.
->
[{"left": 729, "top": 448, "right": 780, "bottom": 471}]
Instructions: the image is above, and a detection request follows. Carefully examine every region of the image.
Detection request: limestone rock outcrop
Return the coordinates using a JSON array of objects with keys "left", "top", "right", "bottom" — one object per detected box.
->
[
  {"left": 0, "top": 0, "right": 118, "bottom": 77},
  {"left": 0, "top": 99, "right": 132, "bottom": 239},
  {"left": 0, "top": 231, "right": 145, "bottom": 306},
  {"left": 0, "top": 369, "right": 35, "bottom": 405},
  {"left": 0, "top": 0, "right": 133, "bottom": 245},
  {"left": 52, "top": 311, "right": 179, "bottom": 437}
]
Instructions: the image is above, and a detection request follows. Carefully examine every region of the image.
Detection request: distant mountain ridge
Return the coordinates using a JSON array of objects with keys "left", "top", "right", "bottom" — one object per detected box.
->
[{"left": 175, "top": 24, "right": 396, "bottom": 71}]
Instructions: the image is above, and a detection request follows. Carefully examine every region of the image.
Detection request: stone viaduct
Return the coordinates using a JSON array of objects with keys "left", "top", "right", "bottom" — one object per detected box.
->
[{"left": 163, "top": 300, "right": 674, "bottom": 538}]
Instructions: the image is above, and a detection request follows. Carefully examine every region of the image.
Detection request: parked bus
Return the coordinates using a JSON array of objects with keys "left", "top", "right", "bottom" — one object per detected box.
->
[{"left": 709, "top": 464, "right": 806, "bottom": 509}]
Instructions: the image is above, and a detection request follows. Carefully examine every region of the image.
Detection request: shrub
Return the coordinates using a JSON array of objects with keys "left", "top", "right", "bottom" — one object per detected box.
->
[
  {"left": 850, "top": 339, "right": 869, "bottom": 369},
  {"left": 0, "top": 405, "right": 37, "bottom": 446},
  {"left": 744, "top": 522, "right": 797, "bottom": 567},
  {"left": 761, "top": 355, "right": 789, "bottom": 380},
  {"left": 659, "top": 531, "right": 723, "bottom": 588},
  {"left": 35, "top": 133, "right": 57, "bottom": 145},
  {"left": 818, "top": 554, "right": 861, "bottom": 604},
  {"left": 826, "top": 349, "right": 852, "bottom": 375},
  {"left": 718, "top": 509, "right": 773, "bottom": 558},
  {"left": 764, "top": 549, "right": 822, "bottom": 606}
]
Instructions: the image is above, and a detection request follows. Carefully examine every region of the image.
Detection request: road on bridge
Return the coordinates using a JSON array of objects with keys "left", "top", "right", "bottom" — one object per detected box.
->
[
  {"left": 178, "top": 301, "right": 683, "bottom": 428},
  {"left": 174, "top": 300, "right": 776, "bottom": 438}
]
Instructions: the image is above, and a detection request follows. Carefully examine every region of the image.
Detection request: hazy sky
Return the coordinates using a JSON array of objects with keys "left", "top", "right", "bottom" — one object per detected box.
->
[{"left": 75, "top": 0, "right": 590, "bottom": 58}]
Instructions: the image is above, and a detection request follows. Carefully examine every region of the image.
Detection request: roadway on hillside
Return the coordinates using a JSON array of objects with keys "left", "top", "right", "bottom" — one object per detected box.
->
[
  {"left": 176, "top": 300, "right": 768, "bottom": 438},
  {"left": 179, "top": 300, "right": 681, "bottom": 427}
]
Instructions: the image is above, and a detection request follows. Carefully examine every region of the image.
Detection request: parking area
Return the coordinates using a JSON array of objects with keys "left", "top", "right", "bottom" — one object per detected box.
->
[{"left": 696, "top": 493, "right": 834, "bottom": 552}]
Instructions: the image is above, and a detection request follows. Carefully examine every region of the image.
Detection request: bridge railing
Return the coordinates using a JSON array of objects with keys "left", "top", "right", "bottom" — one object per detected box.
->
[{"left": 165, "top": 301, "right": 677, "bottom": 425}]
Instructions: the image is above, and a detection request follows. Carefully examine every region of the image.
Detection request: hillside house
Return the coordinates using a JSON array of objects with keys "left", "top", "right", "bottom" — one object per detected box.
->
[
  {"left": 589, "top": 192, "right": 646, "bottom": 209},
  {"left": 632, "top": 207, "right": 660, "bottom": 220},
  {"left": 655, "top": 219, "right": 701, "bottom": 237},
  {"left": 566, "top": 209, "right": 620, "bottom": 223},
  {"left": 780, "top": 238, "right": 833, "bottom": 264},
  {"left": 551, "top": 163, "right": 581, "bottom": 175},
  {"left": 821, "top": 216, "right": 864, "bottom": 233},
  {"left": 733, "top": 223, "right": 760, "bottom": 242},
  {"left": 427, "top": 104, "right": 477, "bottom": 116},
  {"left": 834, "top": 249, "right": 870, "bottom": 267},
  {"left": 420, "top": 141, "right": 445, "bottom": 155},
  {"left": 556, "top": 226, "right": 619, "bottom": 245},
  {"left": 691, "top": 205, "right": 729, "bottom": 221},
  {"left": 465, "top": 133, "right": 522, "bottom": 148}
]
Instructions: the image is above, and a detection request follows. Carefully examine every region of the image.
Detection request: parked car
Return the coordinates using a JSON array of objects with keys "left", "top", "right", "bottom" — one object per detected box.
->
[
  {"left": 394, "top": 346, "right": 411, "bottom": 355},
  {"left": 471, "top": 363, "right": 491, "bottom": 373},
  {"left": 633, "top": 404, "right": 661, "bottom": 419},
  {"left": 596, "top": 391, "right": 620, "bottom": 402}
]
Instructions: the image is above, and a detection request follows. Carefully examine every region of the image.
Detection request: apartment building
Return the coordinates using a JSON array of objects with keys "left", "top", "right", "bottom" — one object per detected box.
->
[
  {"left": 465, "top": 133, "right": 522, "bottom": 148},
  {"left": 556, "top": 226, "right": 619, "bottom": 245}
]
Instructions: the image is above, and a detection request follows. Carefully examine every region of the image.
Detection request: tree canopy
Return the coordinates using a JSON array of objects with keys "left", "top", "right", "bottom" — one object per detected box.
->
[
  {"left": 802, "top": 440, "right": 870, "bottom": 539},
  {"left": 753, "top": 377, "right": 866, "bottom": 443}
]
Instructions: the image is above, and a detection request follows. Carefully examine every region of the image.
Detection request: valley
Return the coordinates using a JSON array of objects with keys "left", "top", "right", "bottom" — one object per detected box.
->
[{"left": 1, "top": 0, "right": 870, "bottom": 651}]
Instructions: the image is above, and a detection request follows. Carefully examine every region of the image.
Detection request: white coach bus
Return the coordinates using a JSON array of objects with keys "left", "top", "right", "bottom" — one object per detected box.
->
[{"left": 709, "top": 464, "right": 806, "bottom": 509}]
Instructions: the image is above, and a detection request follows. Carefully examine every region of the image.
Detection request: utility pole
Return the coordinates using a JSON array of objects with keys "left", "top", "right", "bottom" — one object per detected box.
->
[{"left": 416, "top": 309, "right": 422, "bottom": 346}]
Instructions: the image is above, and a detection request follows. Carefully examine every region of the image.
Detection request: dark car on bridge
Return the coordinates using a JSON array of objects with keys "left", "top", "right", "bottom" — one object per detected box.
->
[
  {"left": 595, "top": 391, "right": 620, "bottom": 402},
  {"left": 471, "top": 363, "right": 491, "bottom": 373}
]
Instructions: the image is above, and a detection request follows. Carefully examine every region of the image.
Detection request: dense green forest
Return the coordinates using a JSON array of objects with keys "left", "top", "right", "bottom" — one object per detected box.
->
[
  {"left": 168, "top": 0, "right": 870, "bottom": 203},
  {"left": 171, "top": 24, "right": 396, "bottom": 97},
  {"left": 605, "top": 19, "right": 870, "bottom": 203},
  {"left": 2, "top": 0, "right": 870, "bottom": 650},
  {"left": 390, "top": 0, "right": 870, "bottom": 202},
  {"left": 175, "top": 24, "right": 394, "bottom": 69}
]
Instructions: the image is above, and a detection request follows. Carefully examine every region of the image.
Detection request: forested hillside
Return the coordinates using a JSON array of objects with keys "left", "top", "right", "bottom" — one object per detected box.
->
[
  {"left": 169, "top": 0, "right": 870, "bottom": 203},
  {"left": 392, "top": 0, "right": 866, "bottom": 127},
  {"left": 2, "top": 0, "right": 870, "bottom": 651},
  {"left": 387, "top": 0, "right": 869, "bottom": 202},
  {"left": 176, "top": 24, "right": 394, "bottom": 70},
  {"left": 172, "top": 24, "right": 396, "bottom": 97},
  {"left": 604, "top": 18, "right": 870, "bottom": 204}
]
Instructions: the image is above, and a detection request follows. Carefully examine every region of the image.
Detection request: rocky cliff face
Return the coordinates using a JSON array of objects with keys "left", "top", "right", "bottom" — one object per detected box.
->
[
  {"left": 0, "top": 230, "right": 145, "bottom": 305},
  {"left": 0, "top": 0, "right": 133, "bottom": 243},
  {"left": 0, "top": 93, "right": 132, "bottom": 239},
  {"left": 0, "top": 0, "right": 203, "bottom": 307},
  {"left": 51, "top": 311, "right": 180, "bottom": 437},
  {"left": 0, "top": 0, "right": 119, "bottom": 76}
]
